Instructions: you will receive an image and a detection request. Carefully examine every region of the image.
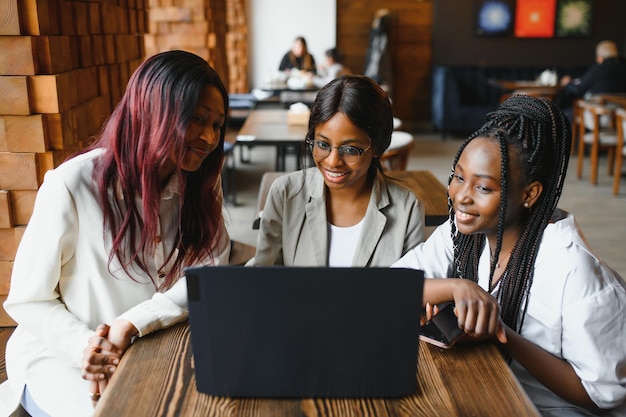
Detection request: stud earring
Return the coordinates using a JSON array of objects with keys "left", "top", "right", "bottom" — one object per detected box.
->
[{"left": 523, "top": 202, "right": 529, "bottom": 208}]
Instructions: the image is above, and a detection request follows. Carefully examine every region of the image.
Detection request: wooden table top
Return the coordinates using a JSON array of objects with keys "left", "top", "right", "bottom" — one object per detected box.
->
[
  {"left": 387, "top": 170, "right": 449, "bottom": 226},
  {"left": 489, "top": 79, "right": 563, "bottom": 92},
  {"left": 236, "top": 109, "right": 308, "bottom": 144},
  {"left": 94, "top": 321, "right": 539, "bottom": 417}
]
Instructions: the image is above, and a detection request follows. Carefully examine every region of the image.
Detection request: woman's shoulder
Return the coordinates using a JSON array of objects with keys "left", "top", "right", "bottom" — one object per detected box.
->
[
  {"left": 44, "top": 148, "right": 104, "bottom": 182},
  {"left": 270, "top": 168, "right": 323, "bottom": 196},
  {"left": 537, "top": 209, "right": 624, "bottom": 289}
]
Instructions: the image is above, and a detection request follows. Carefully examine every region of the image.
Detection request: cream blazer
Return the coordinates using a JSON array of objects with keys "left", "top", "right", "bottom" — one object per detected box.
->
[
  {"left": 0, "top": 149, "right": 230, "bottom": 416},
  {"left": 252, "top": 168, "right": 425, "bottom": 267}
]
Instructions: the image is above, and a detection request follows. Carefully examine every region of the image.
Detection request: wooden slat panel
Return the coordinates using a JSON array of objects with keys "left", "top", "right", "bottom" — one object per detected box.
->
[
  {"left": 337, "top": 0, "right": 433, "bottom": 123},
  {"left": 0, "top": 153, "right": 39, "bottom": 190},
  {"left": 9, "top": 190, "right": 36, "bottom": 226},
  {"left": 1, "top": 115, "right": 49, "bottom": 153},
  {"left": 0, "top": 264, "right": 12, "bottom": 297},
  {"left": 19, "top": 0, "right": 61, "bottom": 36},
  {"left": 0, "top": 36, "right": 36, "bottom": 75},
  {"left": 0, "top": 227, "right": 24, "bottom": 262},
  {"left": 0, "top": 76, "right": 31, "bottom": 115},
  {"left": 35, "top": 35, "right": 73, "bottom": 74},
  {"left": 0, "top": 0, "right": 20, "bottom": 35},
  {"left": 0, "top": 294, "right": 16, "bottom": 326},
  {"left": 0, "top": 191, "right": 12, "bottom": 229}
]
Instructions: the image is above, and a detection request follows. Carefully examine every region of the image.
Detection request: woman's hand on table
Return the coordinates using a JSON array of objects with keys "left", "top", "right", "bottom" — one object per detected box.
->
[
  {"left": 81, "top": 320, "right": 138, "bottom": 405},
  {"left": 449, "top": 279, "right": 507, "bottom": 344}
]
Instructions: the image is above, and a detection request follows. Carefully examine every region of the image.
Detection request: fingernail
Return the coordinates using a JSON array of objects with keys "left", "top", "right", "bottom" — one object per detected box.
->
[{"left": 112, "top": 359, "right": 119, "bottom": 365}]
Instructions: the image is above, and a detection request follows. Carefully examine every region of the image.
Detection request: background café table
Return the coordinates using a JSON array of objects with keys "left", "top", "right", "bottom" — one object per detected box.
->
[
  {"left": 94, "top": 321, "right": 540, "bottom": 417},
  {"left": 236, "top": 109, "right": 309, "bottom": 171}
]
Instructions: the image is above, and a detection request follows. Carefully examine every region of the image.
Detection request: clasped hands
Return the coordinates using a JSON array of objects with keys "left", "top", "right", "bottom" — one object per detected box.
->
[{"left": 81, "top": 319, "right": 138, "bottom": 405}]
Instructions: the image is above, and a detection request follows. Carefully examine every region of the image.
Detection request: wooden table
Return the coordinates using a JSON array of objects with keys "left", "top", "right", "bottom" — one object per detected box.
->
[
  {"left": 488, "top": 79, "right": 563, "bottom": 102},
  {"left": 236, "top": 109, "right": 309, "bottom": 171},
  {"left": 387, "top": 170, "right": 448, "bottom": 226},
  {"left": 252, "top": 170, "right": 449, "bottom": 229},
  {"left": 94, "top": 321, "right": 539, "bottom": 417}
]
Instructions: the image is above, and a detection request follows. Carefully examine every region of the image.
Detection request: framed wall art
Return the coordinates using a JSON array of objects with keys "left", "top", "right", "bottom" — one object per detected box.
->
[
  {"left": 514, "top": 0, "right": 557, "bottom": 38},
  {"left": 475, "top": 0, "right": 515, "bottom": 37},
  {"left": 555, "top": 0, "right": 593, "bottom": 38}
]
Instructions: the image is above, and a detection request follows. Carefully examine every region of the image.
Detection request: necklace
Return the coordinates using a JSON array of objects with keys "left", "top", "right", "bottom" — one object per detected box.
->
[{"left": 492, "top": 250, "right": 512, "bottom": 269}]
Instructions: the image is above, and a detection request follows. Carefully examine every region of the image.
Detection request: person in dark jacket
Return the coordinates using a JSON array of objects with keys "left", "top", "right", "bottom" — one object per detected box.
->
[
  {"left": 557, "top": 40, "right": 626, "bottom": 120},
  {"left": 278, "top": 36, "right": 316, "bottom": 75}
]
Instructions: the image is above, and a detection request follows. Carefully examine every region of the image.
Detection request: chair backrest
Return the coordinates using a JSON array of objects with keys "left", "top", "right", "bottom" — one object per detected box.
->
[
  {"left": 578, "top": 100, "right": 614, "bottom": 131},
  {"left": 380, "top": 131, "right": 414, "bottom": 171},
  {"left": 617, "top": 108, "right": 626, "bottom": 155}
]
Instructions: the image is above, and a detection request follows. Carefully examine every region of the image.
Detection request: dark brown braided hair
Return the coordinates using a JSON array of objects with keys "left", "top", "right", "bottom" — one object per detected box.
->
[{"left": 448, "top": 94, "right": 571, "bottom": 332}]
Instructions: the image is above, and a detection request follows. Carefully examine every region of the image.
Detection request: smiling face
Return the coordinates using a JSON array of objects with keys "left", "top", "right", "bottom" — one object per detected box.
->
[
  {"left": 160, "top": 86, "right": 225, "bottom": 181},
  {"left": 449, "top": 137, "right": 530, "bottom": 239},
  {"left": 312, "top": 112, "right": 373, "bottom": 193}
]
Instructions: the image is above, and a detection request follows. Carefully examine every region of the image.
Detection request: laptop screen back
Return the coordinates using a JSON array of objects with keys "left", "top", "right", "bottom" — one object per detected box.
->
[{"left": 185, "top": 266, "right": 424, "bottom": 398}]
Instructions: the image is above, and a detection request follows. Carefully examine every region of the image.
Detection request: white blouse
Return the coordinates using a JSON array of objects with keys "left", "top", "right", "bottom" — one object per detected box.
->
[
  {"left": 393, "top": 212, "right": 626, "bottom": 415},
  {"left": 0, "top": 149, "right": 230, "bottom": 416}
]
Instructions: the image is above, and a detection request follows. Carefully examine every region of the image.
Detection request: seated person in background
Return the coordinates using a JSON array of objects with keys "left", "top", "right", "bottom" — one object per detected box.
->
[
  {"left": 313, "top": 47, "right": 351, "bottom": 88},
  {"left": 556, "top": 40, "right": 626, "bottom": 119},
  {"left": 393, "top": 95, "right": 626, "bottom": 416},
  {"left": 279, "top": 36, "right": 317, "bottom": 75},
  {"left": 250, "top": 75, "right": 425, "bottom": 267},
  {"left": 0, "top": 50, "right": 231, "bottom": 416}
]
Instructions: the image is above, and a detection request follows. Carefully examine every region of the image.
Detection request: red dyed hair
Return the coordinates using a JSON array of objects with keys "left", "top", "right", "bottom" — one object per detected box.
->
[{"left": 85, "top": 50, "right": 228, "bottom": 290}]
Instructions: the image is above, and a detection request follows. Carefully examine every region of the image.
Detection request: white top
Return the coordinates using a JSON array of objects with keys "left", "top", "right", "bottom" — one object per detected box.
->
[
  {"left": 327, "top": 219, "right": 364, "bottom": 267},
  {"left": 0, "top": 149, "right": 230, "bottom": 416},
  {"left": 392, "top": 212, "right": 626, "bottom": 415}
]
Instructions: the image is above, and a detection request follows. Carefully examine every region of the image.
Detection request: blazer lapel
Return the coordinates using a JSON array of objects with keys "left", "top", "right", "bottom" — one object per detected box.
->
[
  {"left": 352, "top": 174, "right": 390, "bottom": 266},
  {"left": 304, "top": 172, "right": 329, "bottom": 266}
]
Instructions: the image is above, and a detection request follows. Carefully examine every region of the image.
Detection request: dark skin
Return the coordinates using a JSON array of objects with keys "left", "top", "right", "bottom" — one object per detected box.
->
[
  {"left": 311, "top": 112, "right": 377, "bottom": 227},
  {"left": 424, "top": 137, "right": 606, "bottom": 413}
]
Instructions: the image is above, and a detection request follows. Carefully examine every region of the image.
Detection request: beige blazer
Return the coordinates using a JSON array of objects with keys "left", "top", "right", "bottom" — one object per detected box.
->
[{"left": 251, "top": 168, "right": 425, "bottom": 267}]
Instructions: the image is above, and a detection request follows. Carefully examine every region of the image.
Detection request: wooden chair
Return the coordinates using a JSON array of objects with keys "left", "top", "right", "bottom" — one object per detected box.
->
[
  {"left": 229, "top": 240, "right": 256, "bottom": 265},
  {"left": 380, "top": 131, "right": 414, "bottom": 171},
  {"left": 253, "top": 171, "right": 286, "bottom": 229},
  {"left": 613, "top": 107, "right": 626, "bottom": 195},
  {"left": 576, "top": 100, "right": 618, "bottom": 185}
]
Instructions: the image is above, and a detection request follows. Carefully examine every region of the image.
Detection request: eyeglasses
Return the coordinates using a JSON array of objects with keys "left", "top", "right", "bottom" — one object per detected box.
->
[{"left": 306, "top": 139, "right": 371, "bottom": 165}]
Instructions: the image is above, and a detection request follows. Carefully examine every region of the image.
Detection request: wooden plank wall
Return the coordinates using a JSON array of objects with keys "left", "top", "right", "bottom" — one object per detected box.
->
[
  {"left": 337, "top": 0, "right": 433, "bottom": 125},
  {"left": 0, "top": 0, "right": 147, "bottom": 325},
  {"left": 144, "top": 0, "right": 248, "bottom": 93}
]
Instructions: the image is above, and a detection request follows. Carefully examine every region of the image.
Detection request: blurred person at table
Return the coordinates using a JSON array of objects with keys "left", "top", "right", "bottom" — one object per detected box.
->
[
  {"left": 250, "top": 74, "right": 425, "bottom": 267},
  {"left": 393, "top": 95, "right": 626, "bottom": 416},
  {"left": 556, "top": 40, "right": 626, "bottom": 120},
  {"left": 278, "top": 35, "right": 317, "bottom": 75},
  {"left": 0, "top": 50, "right": 231, "bottom": 417},
  {"left": 313, "top": 47, "right": 351, "bottom": 88}
]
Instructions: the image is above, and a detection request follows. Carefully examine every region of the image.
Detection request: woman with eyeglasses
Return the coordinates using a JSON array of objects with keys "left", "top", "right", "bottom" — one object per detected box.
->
[{"left": 250, "top": 75, "right": 425, "bottom": 267}]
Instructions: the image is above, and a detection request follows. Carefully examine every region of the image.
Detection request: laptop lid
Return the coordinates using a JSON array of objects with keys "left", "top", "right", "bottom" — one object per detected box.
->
[{"left": 185, "top": 266, "right": 424, "bottom": 398}]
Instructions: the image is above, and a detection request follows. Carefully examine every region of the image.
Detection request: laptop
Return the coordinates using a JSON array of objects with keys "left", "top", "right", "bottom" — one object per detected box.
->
[{"left": 185, "top": 266, "right": 424, "bottom": 398}]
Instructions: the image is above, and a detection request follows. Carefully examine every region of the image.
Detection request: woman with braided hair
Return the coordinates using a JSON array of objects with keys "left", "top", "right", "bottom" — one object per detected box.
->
[{"left": 393, "top": 94, "right": 626, "bottom": 416}]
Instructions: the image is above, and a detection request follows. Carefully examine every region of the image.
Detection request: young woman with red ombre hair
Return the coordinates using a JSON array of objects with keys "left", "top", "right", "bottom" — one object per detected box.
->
[{"left": 1, "top": 50, "right": 231, "bottom": 416}]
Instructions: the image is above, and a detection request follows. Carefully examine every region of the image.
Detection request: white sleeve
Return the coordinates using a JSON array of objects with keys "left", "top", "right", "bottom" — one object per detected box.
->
[
  {"left": 4, "top": 171, "right": 94, "bottom": 365},
  {"left": 561, "top": 262, "right": 626, "bottom": 409},
  {"left": 391, "top": 221, "right": 455, "bottom": 278},
  {"left": 118, "top": 224, "right": 231, "bottom": 337}
]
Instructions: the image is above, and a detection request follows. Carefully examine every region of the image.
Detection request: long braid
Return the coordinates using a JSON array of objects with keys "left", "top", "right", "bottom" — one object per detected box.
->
[{"left": 449, "top": 95, "right": 571, "bottom": 332}]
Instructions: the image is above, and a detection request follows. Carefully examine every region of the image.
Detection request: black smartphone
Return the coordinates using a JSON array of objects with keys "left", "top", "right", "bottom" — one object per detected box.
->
[{"left": 419, "top": 302, "right": 465, "bottom": 349}]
